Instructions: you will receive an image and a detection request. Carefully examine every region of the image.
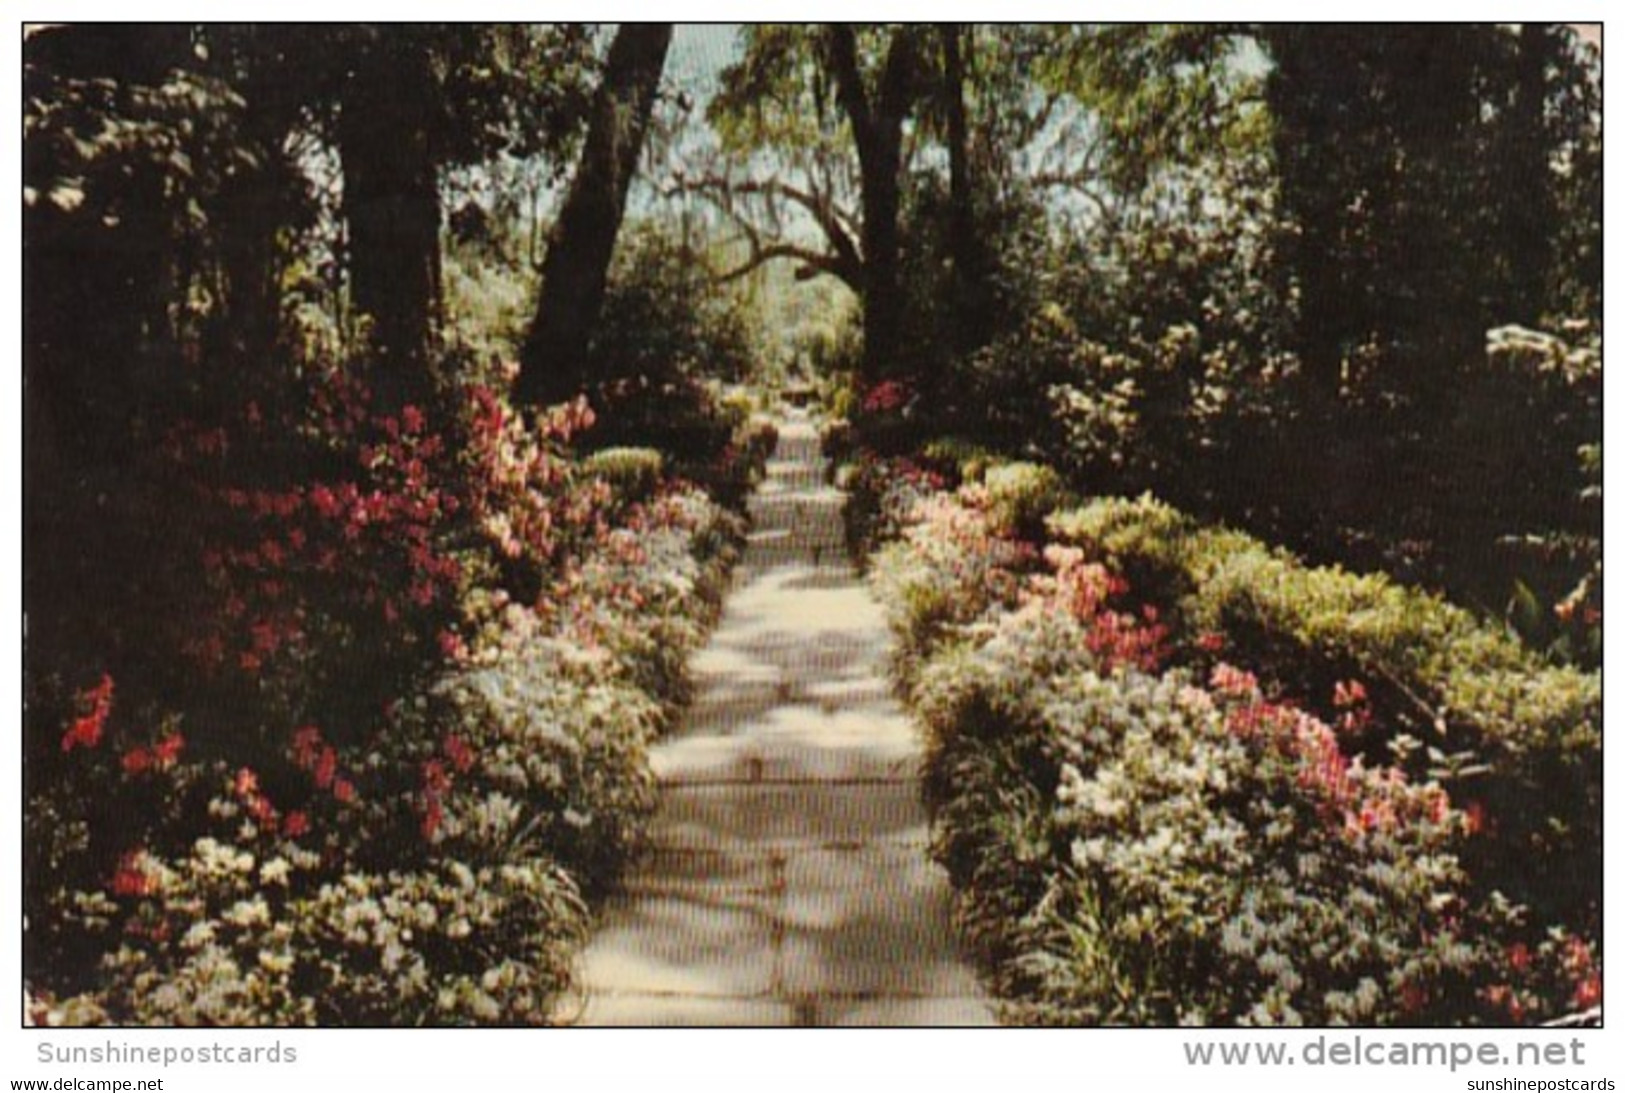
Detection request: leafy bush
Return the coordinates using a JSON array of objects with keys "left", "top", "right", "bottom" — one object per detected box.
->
[
  {"left": 982, "top": 461, "right": 1068, "bottom": 540},
  {"left": 26, "top": 394, "right": 748, "bottom": 1025},
  {"left": 584, "top": 446, "right": 665, "bottom": 506},
  {"left": 920, "top": 436, "right": 1002, "bottom": 485},
  {"left": 589, "top": 222, "right": 756, "bottom": 388},
  {"left": 1048, "top": 494, "right": 1601, "bottom": 936},
  {"left": 1440, "top": 324, "right": 1601, "bottom": 664},
  {"left": 912, "top": 614, "right": 1496, "bottom": 1026}
]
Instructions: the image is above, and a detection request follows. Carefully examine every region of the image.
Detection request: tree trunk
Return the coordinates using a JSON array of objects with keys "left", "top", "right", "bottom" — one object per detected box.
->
[
  {"left": 517, "top": 24, "right": 672, "bottom": 408},
  {"left": 827, "top": 26, "right": 916, "bottom": 385},
  {"left": 336, "top": 34, "right": 441, "bottom": 407},
  {"left": 1505, "top": 22, "right": 1555, "bottom": 323}
]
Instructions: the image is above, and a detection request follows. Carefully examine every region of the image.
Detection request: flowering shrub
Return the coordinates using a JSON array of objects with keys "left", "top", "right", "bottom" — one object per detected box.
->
[
  {"left": 26, "top": 372, "right": 756, "bottom": 1025},
  {"left": 908, "top": 606, "right": 1497, "bottom": 1025},
  {"left": 1048, "top": 494, "right": 1601, "bottom": 940},
  {"left": 462, "top": 385, "right": 606, "bottom": 600},
  {"left": 860, "top": 378, "right": 912, "bottom": 415},
  {"left": 859, "top": 450, "right": 1597, "bottom": 1024},
  {"left": 981, "top": 461, "right": 1069, "bottom": 541},
  {"left": 41, "top": 805, "right": 588, "bottom": 1026},
  {"left": 431, "top": 628, "right": 661, "bottom": 897},
  {"left": 870, "top": 490, "right": 1035, "bottom": 691},
  {"left": 841, "top": 453, "right": 949, "bottom": 563}
]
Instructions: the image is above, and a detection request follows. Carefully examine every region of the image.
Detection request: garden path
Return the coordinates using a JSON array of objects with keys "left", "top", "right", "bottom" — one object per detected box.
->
[{"left": 571, "top": 408, "right": 994, "bottom": 1026}]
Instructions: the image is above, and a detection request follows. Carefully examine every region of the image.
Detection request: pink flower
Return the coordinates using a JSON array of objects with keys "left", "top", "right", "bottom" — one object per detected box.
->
[
  {"left": 1332, "top": 679, "right": 1368, "bottom": 708},
  {"left": 1210, "top": 663, "right": 1258, "bottom": 696}
]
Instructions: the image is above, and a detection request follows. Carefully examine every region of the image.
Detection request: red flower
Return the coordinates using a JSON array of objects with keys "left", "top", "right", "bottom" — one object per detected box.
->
[
  {"left": 1196, "top": 631, "right": 1226, "bottom": 652},
  {"left": 332, "top": 778, "right": 356, "bottom": 804},
  {"left": 1563, "top": 935, "right": 1594, "bottom": 975},
  {"left": 1210, "top": 663, "right": 1258, "bottom": 697},
  {"left": 121, "top": 747, "right": 153, "bottom": 775},
  {"left": 443, "top": 734, "right": 475, "bottom": 773},
  {"left": 421, "top": 797, "right": 444, "bottom": 841},
  {"left": 110, "top": 850, "right": 154, "bottom": 897},
  {"left": 61, "top": 674, "right": 114, "bottom": 752},
  {"left": 248, "top": 795, "right": 277, "bottom": 825},
  {"left": 314, "top": 747, "right": 338, "bottom": 790},
  {"left": 282, "top": 811, "right": 310, "bottom": 838},
  {"left": 1572, "top": 972, "right": 1602, "bottom": 1010},
  {"left": 292, "top": 725, "right": 323, "bottom": 769},
  {"left": 1506, "top": 943, "right": 1532, "bottom": 973},
  {"left": 153, "top": 732, "right": 184, "bottom": 765},
  {"left": 1463, "top": 800, "right": 1488, "bottom": 836}
]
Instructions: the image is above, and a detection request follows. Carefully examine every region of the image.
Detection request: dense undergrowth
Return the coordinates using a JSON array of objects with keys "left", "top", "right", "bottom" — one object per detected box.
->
[{"left": 847, "top": 434, "right": 1600, "bottom": 1026}]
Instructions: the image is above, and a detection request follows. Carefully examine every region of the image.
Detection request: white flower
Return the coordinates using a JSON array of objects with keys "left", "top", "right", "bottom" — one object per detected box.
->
[{"left": 222, "top": 898, "right": 270, "bottom": 928}]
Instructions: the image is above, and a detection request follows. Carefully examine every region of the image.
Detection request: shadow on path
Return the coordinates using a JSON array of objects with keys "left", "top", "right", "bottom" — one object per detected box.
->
[{"left": 571, "top": 408, "right": 993, "bottom": 1027}]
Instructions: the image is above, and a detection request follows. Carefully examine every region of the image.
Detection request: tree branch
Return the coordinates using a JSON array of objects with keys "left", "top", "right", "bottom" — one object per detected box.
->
[
  {"left": 715, "top": 241, "right": 854, "bottom": 285},
  {"left": 668, "top": 169, "right": 864, "bottom": 285}
]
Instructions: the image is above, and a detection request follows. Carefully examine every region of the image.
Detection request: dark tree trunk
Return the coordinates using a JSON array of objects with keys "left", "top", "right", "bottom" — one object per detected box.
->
[
  {"left": 516, "top": 24, "right": 672, "bottom": 408},
  {"left": 827, "top": 26, "right": 917, "bottom": 385},
  {"left": 1505, "top": 22, "right": 1556, "bottom": 323},
  {"left": 1264, "top": 27, "right": 1359, "bottom": 400},
  {"left": 336, "top": 35, "right": 442, "bottom": 408}
]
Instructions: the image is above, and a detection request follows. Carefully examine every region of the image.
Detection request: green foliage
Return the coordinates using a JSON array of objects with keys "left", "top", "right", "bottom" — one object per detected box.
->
[
  {"left": 912, "top": 617, "right": 1493, "bottom": 1025},
  {"left": 590, "top": 222, "right": 758, "bottom": 387},
  {"left": 981, "top": 461, "right": 1068, "bottom": 540},
  {"left": 919, "top": 437, "right": 1001, "bottom": 484},
  {"left": 1443, "top": 325, "right": 1602, "bottom": 664},
  {"left": 1049, "top": 494, "right": 1601, "bottom": 934},
  {"left": 443, "top": 237, "right": 538, "bottom": 361},
  {"left": 1032, "top": 25, "right": 1267, "bottom": 192},
  {"left": 584, "top": 447, "right": 666, "bottom": 505}
]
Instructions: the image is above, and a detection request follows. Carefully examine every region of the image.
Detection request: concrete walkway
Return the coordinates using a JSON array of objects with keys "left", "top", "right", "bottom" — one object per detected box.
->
[{"left": 571, "top": 409, "right": 994, "bottom": 1026}]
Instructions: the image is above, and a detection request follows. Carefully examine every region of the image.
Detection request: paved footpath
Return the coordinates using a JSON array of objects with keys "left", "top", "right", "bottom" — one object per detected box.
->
[{"left": 571, "top": 409, "right": 994, "bottom": 1026}]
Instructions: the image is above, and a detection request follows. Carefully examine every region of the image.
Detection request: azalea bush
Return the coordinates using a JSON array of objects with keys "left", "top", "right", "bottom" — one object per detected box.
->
[
  {"left": 914, "top": 618, "right": 1502, "bottom": 1025},
  {"left": 1048, "top": 493, "right": 1601, "bottom": 940},
  {"left": 26, "top": 366, "right": 763, "bottom": 1026},
  {"left": 855, "top": 442, "right": 1600, "bottom": 1025}
]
